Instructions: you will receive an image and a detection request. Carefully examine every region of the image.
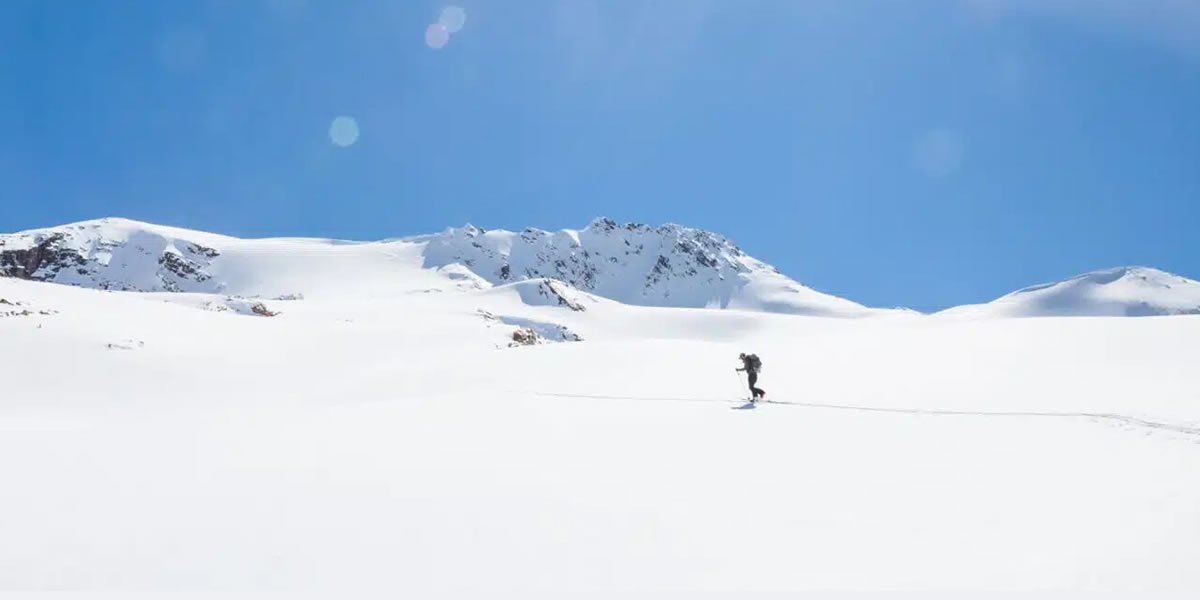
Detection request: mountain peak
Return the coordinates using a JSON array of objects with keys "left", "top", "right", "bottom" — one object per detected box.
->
[
  {"left": 420, "top": 218, "right": 876, "bottom": 316},
  {"left": 585, "top": 217, "right": 618, "bottom": 232}
]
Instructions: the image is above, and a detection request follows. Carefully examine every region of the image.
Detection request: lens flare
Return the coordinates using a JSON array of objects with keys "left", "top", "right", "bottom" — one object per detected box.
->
[
  {"left": 439, "top": 6, "right": 467, "bottom": 33},
  {"left": 912, "top": 129, "right": 965, "bottom": 178},
  {"left": 329, "top": 116, "right": 360, "bottom": 147},
  {"left": 425, "top": 23, "right": 450, "bottom": 49}
]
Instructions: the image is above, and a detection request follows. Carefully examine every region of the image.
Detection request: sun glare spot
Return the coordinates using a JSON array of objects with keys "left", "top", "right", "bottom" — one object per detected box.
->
[
  {"left": 439, "top": 6, "right": 467, "bottom": 33},
  {"left": 425, "top": 23, "right": 450, "bottom": 49},
  {"left": 329, "top": 116, "right": 360, "bottom": 147}
]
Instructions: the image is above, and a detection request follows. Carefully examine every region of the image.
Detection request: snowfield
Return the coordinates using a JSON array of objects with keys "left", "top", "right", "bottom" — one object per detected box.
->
[
  {"left": 2, "top": 219, "right": 1199, "bottom": 595},
  {"left": 943, "top": 266, "right": 1200, "bottom": 318}
]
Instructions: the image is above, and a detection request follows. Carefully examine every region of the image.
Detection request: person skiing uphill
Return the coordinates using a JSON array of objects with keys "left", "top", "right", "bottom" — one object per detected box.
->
[{"left": 736, "top": 352, "right": 765, "bottom": 402}]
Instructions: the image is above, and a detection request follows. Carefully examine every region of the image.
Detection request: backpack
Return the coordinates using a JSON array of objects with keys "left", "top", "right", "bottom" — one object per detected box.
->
[{"left": 747, "top": 353, "right": 762, "bottom": 372}]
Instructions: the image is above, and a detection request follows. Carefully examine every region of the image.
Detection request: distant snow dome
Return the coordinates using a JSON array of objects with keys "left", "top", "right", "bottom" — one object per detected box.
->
[
  {"left": 328, "top": 116, "right": 360, "bottom": 147},
  {"left": 439, "top": 6, "right": 467, "bottom": 33}
]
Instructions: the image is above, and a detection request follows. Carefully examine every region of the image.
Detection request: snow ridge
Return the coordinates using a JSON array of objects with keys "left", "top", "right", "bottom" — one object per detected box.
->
[
  {"left": 943, "top": 266, "right": 1200, "bottom": 317},
  {"left": 4, "top": 218, "right": 1200, "bottom": 318},
  {"left": 0, "top": 217, "right": 884, "bottom": 317},
  {"left": 421, "top": 217, "right": 881, "bottom": 316},
  {"left": 0, "top": 218, "right": 225, "bottom": 293}
]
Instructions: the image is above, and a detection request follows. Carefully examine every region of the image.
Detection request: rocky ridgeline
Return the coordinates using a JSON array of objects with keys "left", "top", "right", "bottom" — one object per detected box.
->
[{"left": 423, "top": 218, "right": 777, "bottom": 308}]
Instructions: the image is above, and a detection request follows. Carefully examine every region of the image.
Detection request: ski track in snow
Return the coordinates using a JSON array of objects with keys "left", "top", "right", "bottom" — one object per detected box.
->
[{"left": 527, "top": 392, "right": 1200, "bottom": 438}]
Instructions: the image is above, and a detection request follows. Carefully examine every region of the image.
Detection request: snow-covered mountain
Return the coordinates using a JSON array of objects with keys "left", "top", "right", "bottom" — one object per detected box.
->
[
  {"left": 0, "top": 218, "right": 236, "bottom": 293},
  {"left": 419, "top": 217, "right": 882, "bottom": 315},
  {"left": 0, "top": 217, "right": 885, "bottom": 316},
  {"left": 941, "top": 266, "right": 1200, "bottom": 318},
  {"left": 4, "top": 218, "right": 1200, "bottom": 319}
]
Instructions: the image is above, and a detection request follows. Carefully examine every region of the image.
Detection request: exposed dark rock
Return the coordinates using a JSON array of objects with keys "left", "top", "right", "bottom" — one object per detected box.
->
[
  {"left": 538, "top": 280, "right": 586, "bottom": 312},
  {"left": 511, "top": 327, "right": 539, "bottom": 346},
  {"left": 250, "top": 302, "right": 278, "bottom": 317},
  {"left": 589, "top": 217, "right": 617, "bottom": 232},
  {"left": 1, "top": 227, "right": 221, "bottom": 293},
  {"left": 159, "top": 251, "right": 211, "bottom": 282},
  {"left": 0, "top": 234, "right": 87, "bottom": 280},
  {"left": 188, "top": 243, "right": 220, "bottom": 258}
]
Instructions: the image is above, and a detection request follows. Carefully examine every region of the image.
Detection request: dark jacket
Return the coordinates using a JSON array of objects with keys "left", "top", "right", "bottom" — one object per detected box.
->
[{"left": 740, "top": 355, "right": 760, "bottom": 375}]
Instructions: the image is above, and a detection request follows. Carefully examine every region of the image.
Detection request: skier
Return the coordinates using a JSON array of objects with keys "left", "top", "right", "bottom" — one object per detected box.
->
[{"left": 736, "top": 352, "right": 765, "bottom": 402}]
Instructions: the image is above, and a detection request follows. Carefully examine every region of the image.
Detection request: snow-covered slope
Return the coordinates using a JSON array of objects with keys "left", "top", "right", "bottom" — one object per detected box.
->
[
  {"left": 2, "top": 272, "right": 1199, "bottom": 594},
  {"left": 0, "top": 217, "right": 886, "bottom": 316},
  {"left": 942, "top": 266, "right": 1200, "bottom": 318},
  {"left": 0, "top": 217, "right": 471, "bottom": 301}
]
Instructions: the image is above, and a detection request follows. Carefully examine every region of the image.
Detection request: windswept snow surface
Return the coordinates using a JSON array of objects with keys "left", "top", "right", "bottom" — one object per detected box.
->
[
  {"left": 3, "top": 219, "right": 1200, "bottom": 595},
  {"left": 2, "top": 268, "right": 1200, "bottom": 595},
  {"left": 942, "top": 266, "right": 1200, "bottom": 317}
]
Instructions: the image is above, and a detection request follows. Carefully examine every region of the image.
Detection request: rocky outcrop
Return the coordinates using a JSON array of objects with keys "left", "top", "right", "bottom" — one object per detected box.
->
[
  {"left": 201, "top": 297, "right": 280, "bottom": 317},
  {"left": 511, "top": 328, "right": 540, "bottom": 346},
  {"left": 0, "top": 298, "right": 57, "bottom": 318},
  {"left": 418, "top": 219, "right": 891, "bottom": 315},
  {"left": 250, "top": 302, "right": 278, "bottom": 317},
  {"left": 0, "top": 234, "right": 88, "bottom": 280},
  {"left": 158, "top": 246, "right": 217, "bottom": 291},
  {"left": 508, "top": 323, "right": 583, "bottom": 347},
  {"left": 422, "top": 218, "right": 776, "bottom": 309},
  {"left": 535, "top": 279, "right": 587, "bottom": 312},
  {"left": 0, "top": 219, "right": 222, "bottom": 293}
]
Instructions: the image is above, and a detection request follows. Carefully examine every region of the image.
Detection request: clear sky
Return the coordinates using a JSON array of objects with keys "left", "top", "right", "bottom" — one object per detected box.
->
[{"left": 3, "top": 1, "right": 1197, "bottom": 310}]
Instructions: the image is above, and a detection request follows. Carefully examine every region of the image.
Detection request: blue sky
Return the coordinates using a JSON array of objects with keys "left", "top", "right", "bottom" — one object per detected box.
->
[{"left": 2, "top": 0, "right": 1197, "bottom": 310}]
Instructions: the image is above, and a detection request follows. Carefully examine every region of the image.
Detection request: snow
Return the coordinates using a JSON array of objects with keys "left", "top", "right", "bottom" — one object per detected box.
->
[
  {"left": 2, "top": 218, "right": 889, "bottom": 317},
  {"left": 942, "top": 266, "right": 1200, "bottom": 317},
  {"left": 9, "top": 219, "right": 1200, "bottom": 319},
  {"left": 3, "top": 219, "right": 1200, "bottom": 595},
  {"left": 410, "top": 218, "right": 888, "bottom": 316}
]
